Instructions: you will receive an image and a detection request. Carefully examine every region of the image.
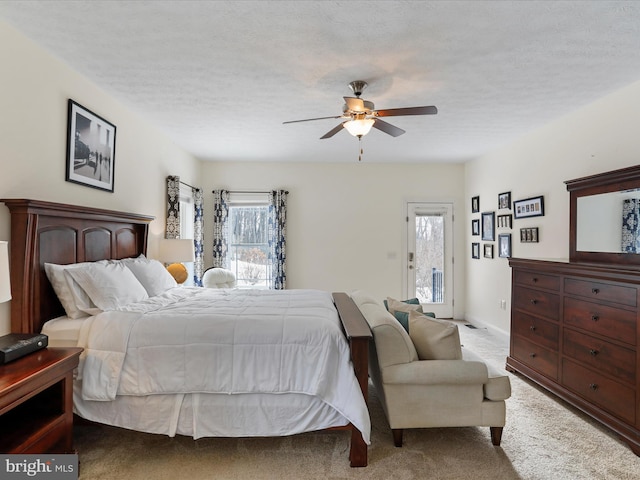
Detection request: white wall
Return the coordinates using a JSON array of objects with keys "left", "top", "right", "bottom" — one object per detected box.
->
[
  {"left": 0, "top": 21, "right": 200, "bottom": 334},
  {"left": 201, "top": 161, "right": 467, "bottom": 317},
  {"left": 465, "top": 79, "right": 640, "bottom": 336}
]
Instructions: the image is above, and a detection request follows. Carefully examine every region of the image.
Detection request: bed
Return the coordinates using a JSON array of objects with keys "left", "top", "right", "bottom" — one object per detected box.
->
[{"left": 2, "top": 198, "right": 372, "bottom": 467}]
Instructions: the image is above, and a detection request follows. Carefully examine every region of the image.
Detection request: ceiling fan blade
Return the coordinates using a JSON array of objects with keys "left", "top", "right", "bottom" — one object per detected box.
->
[
  {"left": 320, "top": 122, "right": 346, "bottom": 139},
  {"left": 283, "top": 115, "right": 342, "bottom": 124},
  {"left": 344, "top": 96, "right": 366, "bottom": 112},
  {"left": 372, "top": 119, "right": 405, "bottom": 137},
  {"left": 374, "top": 105, "right": 438, "bottom": 117}
]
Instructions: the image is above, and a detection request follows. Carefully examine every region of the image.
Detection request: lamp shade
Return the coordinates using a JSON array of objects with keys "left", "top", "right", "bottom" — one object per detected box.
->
[
  {"left": 158, "top": 239, "right": 195, "bottom": 263},
  {"left": 343, "top": 118, "right": 375, "bottom": 137},
  {"left": 0, "top": 241, "right": 11, "bottom": 303}
]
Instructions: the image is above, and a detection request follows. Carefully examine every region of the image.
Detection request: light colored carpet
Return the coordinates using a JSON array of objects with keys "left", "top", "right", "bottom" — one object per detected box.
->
[{"left": 74, "top": 322, "right": 640, "bottom": 479}]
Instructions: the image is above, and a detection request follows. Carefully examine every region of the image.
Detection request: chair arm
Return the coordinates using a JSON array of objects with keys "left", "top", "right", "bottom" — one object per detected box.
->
[{"left": 381, "top": 359, "right": 489, "bottom": 386}]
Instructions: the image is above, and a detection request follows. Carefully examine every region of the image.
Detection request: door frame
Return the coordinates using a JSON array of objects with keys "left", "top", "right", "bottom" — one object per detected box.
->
[{"left": 403, "top": 200, "right": 455, "bottom": 318}]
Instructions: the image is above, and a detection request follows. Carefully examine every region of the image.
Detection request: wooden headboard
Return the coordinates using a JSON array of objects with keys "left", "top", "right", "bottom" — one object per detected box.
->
[{"left": 2, "top": 199, "right": 154, "bottom": 334}]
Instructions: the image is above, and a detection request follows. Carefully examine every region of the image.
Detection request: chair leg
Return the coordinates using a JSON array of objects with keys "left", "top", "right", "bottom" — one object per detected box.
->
[
  {"left": 490, "top": 426, "right": 503, "bottom": 446},
  {"left": 392, "top": 429, "right": 403, "bottom": 447}
]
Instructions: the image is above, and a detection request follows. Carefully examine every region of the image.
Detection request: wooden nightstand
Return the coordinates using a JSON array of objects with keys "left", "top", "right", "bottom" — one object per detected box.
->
[{"left": 0, "top": 347, "right": 82, "bottom": 453}]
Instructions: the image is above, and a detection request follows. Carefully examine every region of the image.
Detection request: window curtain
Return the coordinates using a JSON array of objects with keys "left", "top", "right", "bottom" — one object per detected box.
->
[
  {"left": 622, "top": 198, "right": 640, "bottom": 253},
  {"left": 166, "top": 176, "right": 204, "bottom": 286},
  {"left": 268, "top": 190, "right": 288, "bottom": 290},
  {"left": 212, "top": 189, "right": 230, "bottom": 268}
]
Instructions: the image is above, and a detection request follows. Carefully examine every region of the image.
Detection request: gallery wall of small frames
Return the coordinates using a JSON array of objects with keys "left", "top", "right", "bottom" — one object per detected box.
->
[{"left": 471, "top": 192, "right": 544, "bottom": 259}]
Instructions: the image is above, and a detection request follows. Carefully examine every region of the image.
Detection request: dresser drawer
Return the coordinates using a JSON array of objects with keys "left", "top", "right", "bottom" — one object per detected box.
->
[
  {"left": 564, "top": 278, "right": 637, "bottom": 307},
  {"left": 513, "top": 286, "right": 560, "bottom": 321},
  {"left": 563, "top": 329, "right": 635, "bottom": 384},
  {"left": 511, "top": 311, "right": 559, "bottom": 350},
  {"left": 564, "top": 297, "right": 637, "bottom": 345},
  {"left": 512, "top": 335, "right": 558, "bottom": 380},
  {"left": 514, "top": 270, "right": 560, "bottom": 291},
  {"left": 562, "top": 360, "right": 636, "bottom": 424}
]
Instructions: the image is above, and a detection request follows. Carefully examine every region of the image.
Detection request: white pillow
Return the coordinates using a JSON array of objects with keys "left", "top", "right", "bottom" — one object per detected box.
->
[
  {"left": 44, "top": 261, "right": 107, "bottom": 319},
  {"left": 408, "top": 310, "right": 462, "bottom": 360},
  {"left": 121, "top": 257, "right": 177, "bottom": 296},
  {"left": 66, "top": 262, "right": 149, "bottom": 311}
]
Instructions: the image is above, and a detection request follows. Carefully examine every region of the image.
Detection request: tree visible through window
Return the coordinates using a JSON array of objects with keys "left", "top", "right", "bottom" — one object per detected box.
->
[{"left": 229, "top": 205, "right": 270, "bottom": 288}]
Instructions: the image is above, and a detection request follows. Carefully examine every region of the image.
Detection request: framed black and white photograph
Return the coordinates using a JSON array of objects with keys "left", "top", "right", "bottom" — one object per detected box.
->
[
  {"left": 472, "top": 219, "right": 480, "bottom": 236},
  {"left": 66, "top": 99, "right": 116, "bottom": 192},
  {"left": 481, "top": 211, "right": 495, "bottom": 241},
  {"left": 471, "top": 196, "right": 480, "bottom": 213},
  {"left": 499, "top": 233, "right": 512, "bottom": 258},
  {"left": 472, "top": 242, "right": 480, "bottom": 259},
  {"left": 498, "top": 191, "right": 511, "bottom": 210},
  {"left": 520, "top": 227, "right": 539, "bottom": 243},
  {"left": 497, "top": 214, "right": 512, "bottom": 229},
  {"left": 484, "top": 243, "right": 494, "bottom": 259},
  {"left": 513, "top": 195, "right": 544, "bottom": 219}
]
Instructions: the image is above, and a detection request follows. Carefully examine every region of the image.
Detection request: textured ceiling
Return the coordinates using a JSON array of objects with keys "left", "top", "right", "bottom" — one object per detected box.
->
[{"left": 2, "top": 1, "right": 640, "bottom": 163}]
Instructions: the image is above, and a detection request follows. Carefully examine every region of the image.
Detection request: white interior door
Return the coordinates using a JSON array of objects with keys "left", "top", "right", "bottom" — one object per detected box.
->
[{"left": 405, "top": 202, "right": 454, "bottom": 318}]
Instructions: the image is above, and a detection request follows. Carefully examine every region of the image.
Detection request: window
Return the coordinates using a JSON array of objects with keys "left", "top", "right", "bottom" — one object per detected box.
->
[{"left": 228, "top": 193, "right": 270, "bottom": 289}]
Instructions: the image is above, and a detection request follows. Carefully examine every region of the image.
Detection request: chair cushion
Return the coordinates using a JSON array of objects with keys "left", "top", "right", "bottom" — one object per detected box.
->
[{"left": 408, "top": 310, "right": 463, "bottom": 360}]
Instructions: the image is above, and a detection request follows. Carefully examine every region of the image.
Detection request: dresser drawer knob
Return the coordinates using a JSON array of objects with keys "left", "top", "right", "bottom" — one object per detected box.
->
[
  {"left": 589, "top": 349, "right": 599, "bottom": 356},
  {"left": 532, "top": 277, "right": 538, "bottom": 283},
  {"left": 529, "top": 353, "right": 536, "bottom": 358},
  {"left": 591, "top": 314, "right": 600, "bottom": 322},
  {"left": 530, "top": 299, "right": 538, "bottom": 305},
  {"left": 529, "top": 325, "right": 536, "bottom": 331},
  {"left": 591, "top": 288, "right": 599, "bottom": 295},
  {"left": 589, "top": 383, "right": 598, "bottom": 391}
]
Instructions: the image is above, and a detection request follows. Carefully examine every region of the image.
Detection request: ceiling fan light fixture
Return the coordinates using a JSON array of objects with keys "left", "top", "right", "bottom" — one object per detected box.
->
[{"left": 343, "top": 118, "right": 375, "bottom": 137}]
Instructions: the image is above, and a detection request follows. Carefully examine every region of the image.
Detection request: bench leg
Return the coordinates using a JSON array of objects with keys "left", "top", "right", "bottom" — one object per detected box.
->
[
  {"left": 490, "top": 426, "right": 503, "bottom": 446},
  {"left": 392, "top": 429, "right": 403, "bottom": 447}
]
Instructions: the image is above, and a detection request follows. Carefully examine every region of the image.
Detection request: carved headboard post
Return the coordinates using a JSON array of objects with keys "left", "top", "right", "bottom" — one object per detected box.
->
[{"left": 1, "top": 199, "right": 154, "bottom": 334}]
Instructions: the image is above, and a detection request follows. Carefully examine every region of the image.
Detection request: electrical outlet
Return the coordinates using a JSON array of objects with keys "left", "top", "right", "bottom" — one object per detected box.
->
[{"left": 500, "top": 299, "right": 507, "bottom": 310}]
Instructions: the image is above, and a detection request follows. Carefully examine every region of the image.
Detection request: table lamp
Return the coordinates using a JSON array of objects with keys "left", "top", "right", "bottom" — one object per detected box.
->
[{"left": 159, "top": 239, "right": 195, "bottom": 284}]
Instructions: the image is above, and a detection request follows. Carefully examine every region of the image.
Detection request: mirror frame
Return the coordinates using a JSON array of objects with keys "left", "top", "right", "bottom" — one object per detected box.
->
[{"left": 566, "top": 164, "right": 640, "bottom": 265}]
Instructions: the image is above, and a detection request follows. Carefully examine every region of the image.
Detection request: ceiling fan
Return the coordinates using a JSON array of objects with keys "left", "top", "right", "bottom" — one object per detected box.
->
[{"left": 283, "top": 80, "right": 438, "bottom": 139}]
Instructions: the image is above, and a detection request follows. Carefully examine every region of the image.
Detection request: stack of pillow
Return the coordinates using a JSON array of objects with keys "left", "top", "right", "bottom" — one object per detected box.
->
[
  {"left": 44, "top": 255, "right": 178, "bottom": 319},
  {"left": 384, "top": 296, "right": 462, "bottom": 361}
]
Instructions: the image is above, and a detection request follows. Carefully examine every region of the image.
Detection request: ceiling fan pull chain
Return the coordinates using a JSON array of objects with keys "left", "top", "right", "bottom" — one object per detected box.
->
[{"left": 358, "top": 136, "right": 364, "bottom": 162}]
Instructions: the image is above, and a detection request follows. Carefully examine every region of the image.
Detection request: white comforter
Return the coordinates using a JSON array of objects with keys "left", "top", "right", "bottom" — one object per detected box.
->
[{"left": 77, "top": 288, "right": 370, "bottom": 442}]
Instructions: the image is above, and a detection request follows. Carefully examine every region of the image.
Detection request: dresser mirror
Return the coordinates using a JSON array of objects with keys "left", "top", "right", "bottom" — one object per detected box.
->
[{"left": 566, "top": 164, "right": 640, "bottom": 265}]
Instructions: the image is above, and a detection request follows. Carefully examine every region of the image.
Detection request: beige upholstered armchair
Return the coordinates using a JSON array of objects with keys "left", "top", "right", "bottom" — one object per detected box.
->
[{"left": 351, "top": 290, "right": 511, "bottom": 447}]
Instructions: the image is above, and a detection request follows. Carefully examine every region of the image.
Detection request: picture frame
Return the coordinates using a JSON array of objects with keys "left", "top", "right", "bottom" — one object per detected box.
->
[
  {"left": 472, "top": 242, "right": 480, "bottom": 259},
  {"left": 472, "top": 219, "right": 480, "bottom": 236},
  {"left": 497, "top": 214, "right": 512, "bottom": 229},
  {"left": 498, "top": 191, "right": 511, "bottom": 210},
  {"left": 471, "top": 196, "right": 480, "bottom": 213},
  {"left": 481, "top": 211, "right": 495, "bottom": 241},
  {"left": 513, "top": 195, "right": 544, "bottom": 219},
  {"left": 66, "top": 99, "right": 116, "bottom": 192},
  {"left": 499, "top": 233, "right": 512, "bottom": 258},
  {"left": 484, "top": 243, "right": 494, "bottom": 259},
  {"left": 520, "top": 227, "right": 539, "bottom": 243}
]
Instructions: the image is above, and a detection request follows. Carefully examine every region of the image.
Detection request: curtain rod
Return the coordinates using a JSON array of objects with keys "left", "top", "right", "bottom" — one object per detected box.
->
[{"left": 179, "top": 180, "right": 197, "bottom": 190}]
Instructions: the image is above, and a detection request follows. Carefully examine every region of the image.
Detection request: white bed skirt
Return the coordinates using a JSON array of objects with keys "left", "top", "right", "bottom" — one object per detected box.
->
[{"left": 73, "top": 382, "right": 352, "bottom": 439}]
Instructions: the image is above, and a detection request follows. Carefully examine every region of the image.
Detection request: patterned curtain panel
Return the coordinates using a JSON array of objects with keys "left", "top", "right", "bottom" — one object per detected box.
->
[
  {"left": 192, "top": 187, "right": 204, "bottom": 286},
  {"left": 622, "top": 198, "right": 640, "bottom": 253},
  {"left": 166, "top": 176, "right": 181, "bottom": 239},
  {"left": 268, "top": 190, "right": 288, "bottom": 290},
  {"left": 212, "top": 189, "right": 230, "bottom": 268}
]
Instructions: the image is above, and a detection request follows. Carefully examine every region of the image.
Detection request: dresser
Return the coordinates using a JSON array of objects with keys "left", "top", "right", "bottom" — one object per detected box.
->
[{"left": 508, "top": 258, "right": 640, "bottom": 455}]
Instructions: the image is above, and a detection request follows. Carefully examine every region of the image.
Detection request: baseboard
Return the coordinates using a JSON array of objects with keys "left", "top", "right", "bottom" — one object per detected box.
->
[{"left": 462, "top": 315, "right": 510, "bottom": 344}]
